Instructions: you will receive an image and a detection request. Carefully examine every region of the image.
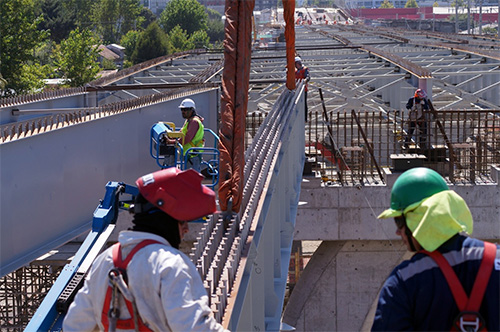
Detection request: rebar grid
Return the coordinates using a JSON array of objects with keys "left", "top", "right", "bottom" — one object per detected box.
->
[
  {"left": 306, "top": 109, "right": 500, "bottom": 185},
  {"left": 0, "top": 265, "right": 63, "bottom": 331}
]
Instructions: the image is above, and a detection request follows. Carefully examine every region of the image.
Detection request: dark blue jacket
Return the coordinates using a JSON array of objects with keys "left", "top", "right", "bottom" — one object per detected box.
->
[{"left": 372, "top": 235, "right": 500, "bottom": 331}]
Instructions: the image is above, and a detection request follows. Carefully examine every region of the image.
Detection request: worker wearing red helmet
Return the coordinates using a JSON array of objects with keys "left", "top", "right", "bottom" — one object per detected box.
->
[
  {"left": 295, "top": 56, "right": 310, "bottom": 122},
  {"left": 404, "top": 88, "right": 430, "bottom": 148},
  {"left": 372, "top": 167, "right": 499, "bottom": 331},
  {"left": 63, "top": 168, "right": 228, "bottom": 332}
]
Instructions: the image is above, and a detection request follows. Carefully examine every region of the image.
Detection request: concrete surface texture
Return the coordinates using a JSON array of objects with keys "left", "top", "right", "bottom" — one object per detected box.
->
[{"left": 284, "top": 167, "right": 500, "bottom": 331}]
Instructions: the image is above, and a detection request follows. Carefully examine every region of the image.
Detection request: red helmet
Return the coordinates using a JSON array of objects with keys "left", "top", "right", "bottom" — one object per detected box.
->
[
  {"left": 415, "top": 88, "right": 427, "bottom": 99},
  {"left": 135, "top": 168, "right": 216, "bottom": 221}
]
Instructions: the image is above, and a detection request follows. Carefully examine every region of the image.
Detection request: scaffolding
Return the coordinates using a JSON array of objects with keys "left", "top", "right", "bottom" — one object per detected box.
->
[
  {"left": 0, "top": 265, "right": 63, "bottom": 331},
  {"left": 306, "top": 109, "right": 500, "bottom": 185}
]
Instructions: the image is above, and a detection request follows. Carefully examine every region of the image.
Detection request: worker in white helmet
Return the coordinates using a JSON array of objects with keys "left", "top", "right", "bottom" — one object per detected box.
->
[
  {"left": 294, "top": 56, "right": 310, "bottom": 122},
  {"left": 63, "top": 168, "right": 228, "bottom": 332},
  {"left": 163, "top": 98, "right": 205, "bottom": 171}
]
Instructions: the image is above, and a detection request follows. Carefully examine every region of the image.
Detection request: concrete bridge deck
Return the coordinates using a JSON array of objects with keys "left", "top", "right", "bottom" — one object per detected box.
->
[{"left": 1, "top": 23, "right": 499, "bottom": 330}]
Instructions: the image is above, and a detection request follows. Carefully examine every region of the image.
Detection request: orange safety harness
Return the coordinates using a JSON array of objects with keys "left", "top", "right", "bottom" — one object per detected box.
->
[
  {"left": 421, "top": 242, "right": 497, "bottom": 332},
  {"left": 101, "top": 240, "right": 161, "bottom": 331}
]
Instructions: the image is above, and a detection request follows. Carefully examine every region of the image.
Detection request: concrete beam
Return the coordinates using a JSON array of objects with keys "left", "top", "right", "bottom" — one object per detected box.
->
[{"left": 294, "top": 170, "right": 500, "bottom": 242}]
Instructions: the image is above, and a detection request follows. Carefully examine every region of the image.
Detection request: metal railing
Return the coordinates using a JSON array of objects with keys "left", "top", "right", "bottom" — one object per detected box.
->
[
  {"left": 190, "top": 83, "right": 305, "bottom": 330},
  {"left": 0, "top": 85, "right": 215, "bottom": 143},
  {"left": 306, "top": 108, "right": 500, "bottom": 185},
  {"left": 0, "top": 87, "right": 85, "bottom": 108}
]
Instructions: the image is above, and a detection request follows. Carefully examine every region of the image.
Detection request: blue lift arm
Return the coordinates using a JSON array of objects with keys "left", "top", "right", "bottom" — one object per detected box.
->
[{"left": 25, "top": 182, "right": 139, "bottom": 331}]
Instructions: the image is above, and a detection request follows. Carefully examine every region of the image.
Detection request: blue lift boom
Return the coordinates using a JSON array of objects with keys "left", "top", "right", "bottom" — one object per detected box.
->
[{"left": 25, "top": 182, "right": 139, "bottom": 331}]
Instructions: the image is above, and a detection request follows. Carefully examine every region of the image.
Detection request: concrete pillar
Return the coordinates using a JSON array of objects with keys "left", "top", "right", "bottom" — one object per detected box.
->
[{"left": 418, "top": 78, "right": 432, "bottom": 101}]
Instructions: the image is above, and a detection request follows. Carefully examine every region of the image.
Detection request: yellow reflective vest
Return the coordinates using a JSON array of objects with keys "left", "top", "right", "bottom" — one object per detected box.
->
[{"left": 181, "top": 116, "right": 204, "bottom": 155}]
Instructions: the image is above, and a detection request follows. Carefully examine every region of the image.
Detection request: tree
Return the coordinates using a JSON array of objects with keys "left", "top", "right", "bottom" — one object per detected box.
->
[
  {"left": 131, "top": 22, "right": 170, "bottom": 64},
  {"left": 138, "top": 7, "right": 156, "bottom": 30},
  {"left": 38, "top": 0, "right": 76, "bottom": 43},
  {"left": 159, "top": 0, "right": 208, "bottom": 36},
  {"left": 189, "top": 30, "right": 210, "bottom": 49},
  {"left": 0, "top": 0, "right": 49, "bottom": 95},
  {"left": 64, "top": 0, "right": 93, "bottom": 29},
  {"left": 206, "top": 8, "right": 225, "bottom": 44},
  {"left": 433, "top": 1, "right": 439, "bottom": 7},
  {"left": 404, "top": 0, "right": 418, "bottom": 8},
  {"left": 380, "top": 0, "right": 395, "bottom": 8},
  {"left": 56, "top": 28, "right": 100, "bottom": 86},
  {"left": 91, "top": 0, "right": 142, "bottom": 44},
  {"left": 167, "top": 25, "right": 193, "bottom": 53},
  {"left": 120, "top": 30, "right": 141, "bottom": 59}
]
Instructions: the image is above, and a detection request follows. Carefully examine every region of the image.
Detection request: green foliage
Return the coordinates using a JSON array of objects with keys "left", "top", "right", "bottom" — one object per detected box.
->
[
  {"left": 35, "top": 40, "right": 57, "bottom": 69},
  {"left": 0, "top": 74, "right": 7, "bottom": 91},
  {"left": 451, "top": 0, "right": 465, "bottom": 7},
  {"left": 433, "top": 1, "right": 439, "bottom": 7},
  {"left": 168, "top": 25, "right": 194, "bottom": 53},
  {"left": 56, "top": 28, "right": 100, "bottom": 86},
  {"left": 189, "top": 30, "right": 210, "bottom": 49},
  {"left": 64, "top": 0, "right": 93, "bottom": 29},
  {"left": 404, "top": 0, "right": 418, "bottom": 8},
  {"left": 101, "top": 58, "right": 117, "bottom": 70},
  {"left": 123, "top": 60, "right": 134, "bottom": 68},
  {"left": 0, "top": 0, "right": 49, "bottom": 95},
  {"left": 380, "top": 0, "right": 395, "bottom": 8},
  {"left": 138, "top": 7, "right": 157, "bottom": 30},
  {"left": 159, "top": 0, "right": 208, "bottom": 36},
  {"left": 206, "top": 16, "right": 225, "bottom": 43},
  {"left": 38, "top": 0, "right": 76, "bottom": 43},
  {"left": 131, "top": 22, "right": 170, "bottom": 64},
  {"left": 208, "top": 40, "right": 224, "bottom": 50},
  {"left": 206, "top": 8, "right": 221, "bottom": 20},
  {"left": 18, "top": 63, "right": 52, "bottom": 92},
  {"left": 482, "top": 27, "right": 498, "bottom": 36},
  {"left": 120, "top": 30, "right": 141, "bottom": 59},
  {"left": 91, "top": 0, "right": 142, "bottom": 44}
]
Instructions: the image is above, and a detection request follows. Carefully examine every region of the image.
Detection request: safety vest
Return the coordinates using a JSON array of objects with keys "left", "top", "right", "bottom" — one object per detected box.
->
[
  {"left": 101, "top": 240, "right": 161, "bottom": 332},
  {"left": 421, "top": 241, "right": 497, "bottom": 332},
  {"left": 181, "top": 116, "right": 204, "bottom": 155}
]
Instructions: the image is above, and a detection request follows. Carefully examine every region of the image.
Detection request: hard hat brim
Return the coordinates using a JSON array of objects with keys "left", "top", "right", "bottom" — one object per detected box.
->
[{"left": 377, "top": 208, "right": 403, "bottom": 219}]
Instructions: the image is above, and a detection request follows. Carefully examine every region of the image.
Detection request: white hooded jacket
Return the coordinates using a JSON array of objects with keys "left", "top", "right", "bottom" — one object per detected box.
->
[{"left": 63, "top": 231, "right": 227, "bottom": 332}]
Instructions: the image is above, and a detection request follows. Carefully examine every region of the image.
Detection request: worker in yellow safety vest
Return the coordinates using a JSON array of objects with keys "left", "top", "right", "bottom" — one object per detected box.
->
[{"left": 178, "top": 98, "right": 204, "bottom": 171}]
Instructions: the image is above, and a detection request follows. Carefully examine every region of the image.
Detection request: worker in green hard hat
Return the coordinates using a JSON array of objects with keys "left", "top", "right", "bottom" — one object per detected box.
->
[
  {"left": 372, "top": 167, "right": 499, "bottom": 331},
  {"left": 378, "top": 166, "right": 454, "bottom": 252}
]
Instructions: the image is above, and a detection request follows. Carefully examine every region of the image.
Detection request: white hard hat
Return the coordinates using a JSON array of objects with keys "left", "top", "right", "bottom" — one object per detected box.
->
[
  {"left": 179, "top": 98, "right": 196, "bottom": 109},
  {"left": 295, "top": 56, "right": 302, "bottom": 63}
]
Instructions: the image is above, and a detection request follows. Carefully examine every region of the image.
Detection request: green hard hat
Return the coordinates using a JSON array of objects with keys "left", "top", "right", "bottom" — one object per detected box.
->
[{"left": 378, "top": 167, "right": 448, "bottom": 219}]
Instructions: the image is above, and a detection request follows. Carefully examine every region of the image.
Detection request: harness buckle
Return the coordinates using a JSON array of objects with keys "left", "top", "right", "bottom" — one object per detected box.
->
[{"left": 453, "top": 311, "right": 485, "bottom": 332}]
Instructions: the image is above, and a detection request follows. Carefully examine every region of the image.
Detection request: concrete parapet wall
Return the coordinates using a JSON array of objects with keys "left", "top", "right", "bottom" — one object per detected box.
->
[
  {"left": 0, "top": 89, "right": 219, "bottom": 276},
  {"left": 294, "top": 167, "right": 500, "bottom": 242},
  {"left": 285, "top": 167, "right": 499, "bottom": 331}
]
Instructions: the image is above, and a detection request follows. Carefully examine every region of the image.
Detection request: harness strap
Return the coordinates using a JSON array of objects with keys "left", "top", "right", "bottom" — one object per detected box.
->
[
  {"left": 422, "top": 242, "right": 496, "bottom": 312},
  {"left": 112, "top": 239, "right": 161, "bottom": 269},
  {"left": 467, "top": 242, "right": 496, "bottom": 311},
  {"left": 102, "top": 240, "right": 162, "bottom": 331}
]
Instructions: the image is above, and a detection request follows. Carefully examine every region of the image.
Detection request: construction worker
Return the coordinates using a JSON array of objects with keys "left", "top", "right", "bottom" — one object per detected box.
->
[
  {"left": 165, "top": 98, "right": 205, "bottom": 171},
  {"left": 63, "top": 168, "right": 228, "bottom": 332},
  {"left": 372, "top": 167, "right": 499, "bottom": 331},
  {"left": 405, "top": 88, "right": 430, "bottom": 148},
  {"left": 295, "top": 56, "right": 310, "bottom": 122}
]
